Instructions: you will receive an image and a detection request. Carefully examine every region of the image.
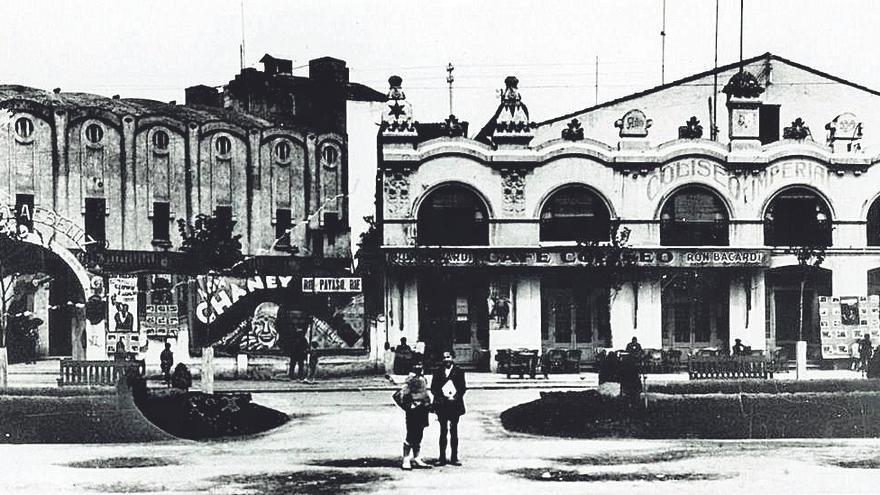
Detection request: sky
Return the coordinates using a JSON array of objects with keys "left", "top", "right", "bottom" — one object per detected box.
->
[{"left": 3, "top": 0, "right": 880, "bottom": 247}]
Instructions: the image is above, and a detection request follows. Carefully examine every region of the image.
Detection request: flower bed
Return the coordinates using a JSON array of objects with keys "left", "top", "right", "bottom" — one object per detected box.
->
[{"left": 501, "top": 389, "right": 880, "bottom": 439}]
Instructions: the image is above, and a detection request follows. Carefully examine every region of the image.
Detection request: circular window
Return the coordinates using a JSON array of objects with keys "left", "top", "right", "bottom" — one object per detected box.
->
[
  {"left": 275, "top": 141, "right": 291, "bottom": 162},
  {"left": 152, "top": 130, "right": 169, "bottom": 150},
  {"left": 215, "top": 136, "right": 232, "bottom": 156},
  {"left": 85, "top": 124, "right": 104, "bottom": 144},
  {"left": 322, "top": 146, "right": 338, "bottom": 165},
  {"left": 14, "top": 117, "right": 34, "bottom": 139}
]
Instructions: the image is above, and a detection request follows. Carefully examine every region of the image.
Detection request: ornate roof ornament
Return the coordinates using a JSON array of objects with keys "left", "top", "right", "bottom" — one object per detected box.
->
[
  {"left": 493, "top": 76, "right": 533, "bottom": 144},
  {"left": 678, "top": 116, "right": 703, "bottom": 139},
  {"left": 561, "top": 118, "right": 584, "bottom": 141},
  {"left": 783, "top": 117, "right": 811, "bottom": 140},
  {"left": 615, "top": 109, "right": 652, "bottom": 138},
  {"left": 826, "top": 113, "right": 862, "bottom": 141},
  {"left": 381, "top": 75, "right": 417, "bottom": 137},
  {"left": 444, "top": 114, "right": 465, "bottom": 137},
  {"left": 722, "top": 70, "right": 765, "bottom": 99}
]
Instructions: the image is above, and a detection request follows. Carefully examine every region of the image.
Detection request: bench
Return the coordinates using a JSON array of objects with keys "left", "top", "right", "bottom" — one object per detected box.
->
[
  {"left": 58, "top": 359, "right": 146, "bottom": 387},
  {"left": 687, "top": 355, "right": 775, "bottom": 380}
]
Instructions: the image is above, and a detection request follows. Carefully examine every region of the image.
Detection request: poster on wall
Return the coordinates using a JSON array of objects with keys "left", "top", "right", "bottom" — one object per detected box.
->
[
  {"left": 108, "top": 277, "right": 145, "bottom": 356},
  {"left": 819, "top": 295, "right": 880, "bottom": 359},
  {"left": 142, "top": 274, "right": 185, "bottom": 340},
  {"left": 191, "top": 275, "right": 365, "bottom": 355}
]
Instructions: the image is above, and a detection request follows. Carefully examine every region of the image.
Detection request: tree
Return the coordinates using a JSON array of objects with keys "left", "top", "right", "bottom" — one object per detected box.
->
[
  {"left": 354, "top": 216, "right": 382, "bottom": 320},
  {"left": 177, "top": 213, "right": 247, "bottom": 393},
  {"left": 789, "top": 243, "right": 827, "bottom": 343}
]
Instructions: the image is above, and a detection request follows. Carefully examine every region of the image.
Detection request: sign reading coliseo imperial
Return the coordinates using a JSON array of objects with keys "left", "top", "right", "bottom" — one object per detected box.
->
[{"left": 385, "top": 248, "right": 771, "bottom": 268}]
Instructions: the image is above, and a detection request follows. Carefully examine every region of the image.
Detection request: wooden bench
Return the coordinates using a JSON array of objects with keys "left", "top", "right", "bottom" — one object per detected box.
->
[
  {"left": 58, "top": 359, "right": 146, "bottom": 387},
  {"left": 687, "top": 355, "right": 775, "bottom": 380}
]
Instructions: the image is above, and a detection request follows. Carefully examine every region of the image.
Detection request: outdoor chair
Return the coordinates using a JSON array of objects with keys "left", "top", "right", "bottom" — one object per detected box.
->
[{"left": 564, "top": 349, "right": 582, "bottom": 373}]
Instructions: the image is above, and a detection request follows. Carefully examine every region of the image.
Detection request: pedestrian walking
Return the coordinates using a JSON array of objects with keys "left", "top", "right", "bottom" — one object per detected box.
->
[
  {"left": 290, "top": 330, "right": 309, "bottom": 380},
  {"left": 393, "top": 361, "right": 432, "bottom": 470},
  {"left": 160, "top": 341, "right": 174, "bottom": 386},
  {"left": 430, "top": 351, "right": 466, "bottom": 466}
]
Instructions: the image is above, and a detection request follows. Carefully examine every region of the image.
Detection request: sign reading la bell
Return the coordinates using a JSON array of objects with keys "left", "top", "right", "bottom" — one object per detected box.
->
[
  {"left": 385, "top": 248, "right": 771, "bottom": 268},
  {"left": 301, "top": 277, "right": 363, "bottom": 293}
]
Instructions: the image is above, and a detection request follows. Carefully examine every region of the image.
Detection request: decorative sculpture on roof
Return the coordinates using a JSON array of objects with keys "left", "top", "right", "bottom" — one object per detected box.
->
[
  {"left": 783, "top": 118, "right": 811, "bottom": 140},
  {"left": 493, "top": 76, "right": 533, "bottom": 144},
  {"left": 444, "top": 114, "right": 465, "bottom": 137},
  {"left": 561, "top": 119, "right": 584, "bottom": 141},
  {"left": 722, "top": 70, "right": 765, "bottom": 99},
  {"left": 678, "top": 116, "right": 703, "bottom": 139},
  {"left": 615, "top": 109, "right": 652, "bottom": 138},
  {"left": 381, "top": 75, "right": 417, "bottom": 136},
  {"left": 826, "top": 113, "right": 862, "bottom": 141}
]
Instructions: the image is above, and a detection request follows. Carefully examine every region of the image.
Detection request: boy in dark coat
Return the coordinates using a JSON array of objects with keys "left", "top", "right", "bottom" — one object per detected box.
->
[{"left": 430, "top": 351, "right": 467, "bottom": 466}]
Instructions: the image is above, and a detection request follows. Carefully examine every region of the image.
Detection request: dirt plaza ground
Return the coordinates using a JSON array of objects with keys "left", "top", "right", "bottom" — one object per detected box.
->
[{"left": 2, "top": 381, "right": 880, "bottom": 494}]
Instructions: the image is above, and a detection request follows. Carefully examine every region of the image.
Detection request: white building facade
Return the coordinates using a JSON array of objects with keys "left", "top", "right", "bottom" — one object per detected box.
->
[{"left": 377, "top": 54, "right": 880, "bottom": 370}]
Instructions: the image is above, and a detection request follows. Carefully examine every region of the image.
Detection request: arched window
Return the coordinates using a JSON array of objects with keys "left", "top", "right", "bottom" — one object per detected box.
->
[
  {"left": 868, "top": 196, "right": 880, "bottom": 246},
  {"left": 660, "top": 186, "right": 729, "bottom": 246},
  {"left": 215, "top": 136, "right": 232, "bottom": 157},
  {"left": 152, "top": 130, "right": 169, "bottom": 151},
  {"left": 275, "top": 141, "right": 291, "bottom": 162},
  {"left": 417, "top": 185, "right": 488, "bottom": 246},
  {"left": 764, "top": 187, "right": 832, "bottom": 246},
  {"left": 85, "top": 124, "right": 104, "bottom": 144},
  {"left": 14, "top": 117, "right": 34, "bottom": 139},
  {"left": 540, "top": 186, "right": 611, "bottom": 242}
]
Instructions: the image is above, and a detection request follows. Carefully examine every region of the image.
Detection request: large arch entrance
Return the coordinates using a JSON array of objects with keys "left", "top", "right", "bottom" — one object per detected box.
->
[
  {"left": 766, "top": 265, "right": 832, "bottom": 361},
  {"left": 1, "top": 237, "right": 87, "bottom": 363},
  {"left": 415, "top": 184, "right": 491, "bottom": 368}
]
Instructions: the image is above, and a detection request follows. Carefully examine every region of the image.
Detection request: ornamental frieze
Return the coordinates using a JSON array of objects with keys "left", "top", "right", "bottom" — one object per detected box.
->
[
  {"left": 384, "top": 168, "right": 412, "bottom": 216},
  {"left": 501, "top": 168, "right": 527, "bottom": 216}
]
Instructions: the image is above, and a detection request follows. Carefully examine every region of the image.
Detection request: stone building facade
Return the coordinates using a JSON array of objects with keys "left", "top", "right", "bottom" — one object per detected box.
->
[
  {"left": 0, "top": 54, "right": 383, "bottom": 365},
  {"left": 377, "top": 53, "right": 880, "bottom": 370}
]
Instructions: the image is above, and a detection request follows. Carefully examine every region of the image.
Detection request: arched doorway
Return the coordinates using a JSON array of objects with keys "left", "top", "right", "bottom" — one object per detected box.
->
[
  {"left": 660, "top": 186, "right": 729, "bottom": 246},
  {"left": 538, "top": 186, "right": 613, "bottom": 358},
  {"left": 1, "top": 237, "right": 86, "bottom": 363},
  {"left": 416, "top": 184, "right": 490, "bottom": 367},
  {"left": 766, "top": 265, "right": 832, "bottom": 360},
  {"left": 867, "top": 196, "right": 880, "bottom": 246},
  {"left": 764, "top": 187, "right": 832, "bottom": 246}
]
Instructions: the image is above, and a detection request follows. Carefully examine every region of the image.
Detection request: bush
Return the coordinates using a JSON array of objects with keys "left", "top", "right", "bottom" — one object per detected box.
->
[
  {"left": 502, "top": 390, "right": 880, "bottom": 439},
  {"left": 646, "top": 379, "right": 880, "bottom": 395}
]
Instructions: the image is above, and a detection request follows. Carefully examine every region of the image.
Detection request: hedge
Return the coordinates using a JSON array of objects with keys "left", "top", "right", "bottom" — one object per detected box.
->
[
  {"left": 646, "top": 378, "right": 880, "bottom": 395},
  {"left": 501, "top": 390, "right": 880, "bottom": 439}
]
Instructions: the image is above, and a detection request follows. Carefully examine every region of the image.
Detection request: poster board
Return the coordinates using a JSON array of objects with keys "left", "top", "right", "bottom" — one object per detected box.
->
[
  {"left": 107, "top": 277, "right": 145, "bottom": 356},
  {"left": 818, "top": 295, "right": 880, "bottom": 359}
]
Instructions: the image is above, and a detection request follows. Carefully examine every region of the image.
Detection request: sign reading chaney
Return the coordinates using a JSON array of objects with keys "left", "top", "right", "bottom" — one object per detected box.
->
[{"left": 386, "top": 248, "right": 770, "bottom": 268}]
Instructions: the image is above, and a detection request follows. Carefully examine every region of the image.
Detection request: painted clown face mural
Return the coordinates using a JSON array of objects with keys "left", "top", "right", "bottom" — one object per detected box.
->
[{"left": 244, "top": 302, "right": 280, "bottom": 350}]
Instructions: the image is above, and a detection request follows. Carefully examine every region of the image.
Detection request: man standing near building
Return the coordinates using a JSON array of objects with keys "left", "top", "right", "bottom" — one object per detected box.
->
[
  {"left": 290, "top": 330, "right": 309, "bottom": 380},
  {"left": 430, "top": 351, "right": 466, "bottom": 466},
  {"left": 160, "top": 342, "right": 174, "bottom": 386}
]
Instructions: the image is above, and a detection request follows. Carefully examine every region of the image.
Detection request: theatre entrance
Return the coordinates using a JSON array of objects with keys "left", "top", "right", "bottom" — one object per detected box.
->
[{"left": 418, "top": 271, "right": 489, "bottom": 369}]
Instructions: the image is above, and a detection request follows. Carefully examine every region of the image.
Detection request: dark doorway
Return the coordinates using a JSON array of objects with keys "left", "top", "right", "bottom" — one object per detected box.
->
[
  {"left": 418, "top": 271, "right": 489, "bottom": 369},
  {"left": 766, "top": 266, "right": 832, "bottom": 360}
]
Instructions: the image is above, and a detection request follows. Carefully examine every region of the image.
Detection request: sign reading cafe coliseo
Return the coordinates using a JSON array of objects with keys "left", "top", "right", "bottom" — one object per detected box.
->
[{"left": 386, "top": 248, "right": 771, "bottom": 268}]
